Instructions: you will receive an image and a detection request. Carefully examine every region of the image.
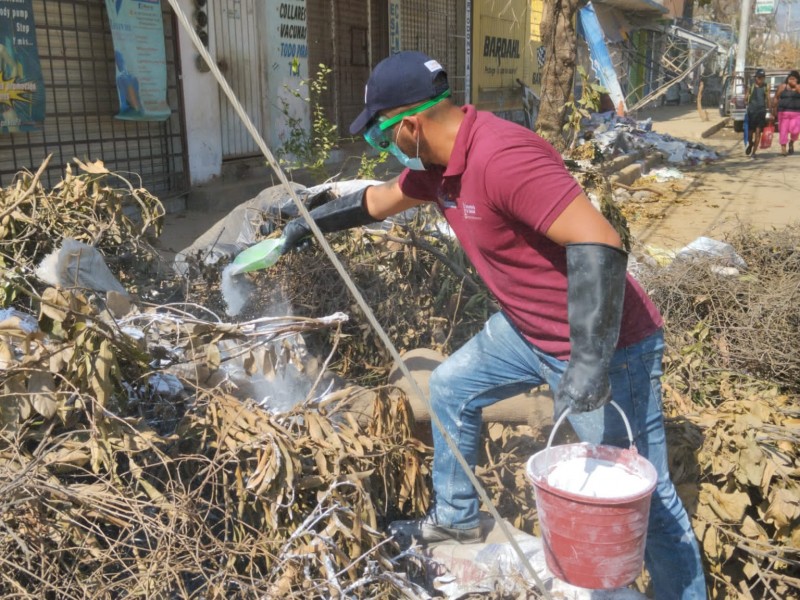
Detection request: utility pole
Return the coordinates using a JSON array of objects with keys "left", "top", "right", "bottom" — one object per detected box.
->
[{"left": 735, "top": 0, "right": 753, "bottom": 74}]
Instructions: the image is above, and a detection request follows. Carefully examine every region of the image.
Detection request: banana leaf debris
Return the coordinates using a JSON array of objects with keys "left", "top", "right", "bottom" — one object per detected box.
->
[{"left": 0, "top": 159, "right": 798, "bottom": 599}]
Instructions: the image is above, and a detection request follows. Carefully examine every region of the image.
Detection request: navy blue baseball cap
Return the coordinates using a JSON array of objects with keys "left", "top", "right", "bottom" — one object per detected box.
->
[{"left": 349, "top": 51, "right": 448, "bottom": 135}]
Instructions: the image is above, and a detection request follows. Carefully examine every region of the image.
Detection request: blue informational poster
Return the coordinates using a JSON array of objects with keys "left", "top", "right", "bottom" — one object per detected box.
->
[
  {"left": 0, "top": 0, "right": 46, "bottom": 133},
  {"left": 105, "top": 0, "right": 171, "bottom": 121}
]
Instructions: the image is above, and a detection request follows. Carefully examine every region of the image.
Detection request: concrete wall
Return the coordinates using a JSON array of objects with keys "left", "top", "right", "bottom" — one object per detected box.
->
[
  {"left": 175, "top": 0, "right": 223, "bottom": 185},
  {"left": 265, "top": 0, "right": 311, "bottom": 153},
  {"left": 176, "top": 0, "right": 314, "bottom": 184}
]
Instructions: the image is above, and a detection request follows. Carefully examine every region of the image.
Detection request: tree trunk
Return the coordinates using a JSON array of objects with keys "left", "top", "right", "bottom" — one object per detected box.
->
[{"left": 536, "top": 0, "right": 582, "bottom": 150}]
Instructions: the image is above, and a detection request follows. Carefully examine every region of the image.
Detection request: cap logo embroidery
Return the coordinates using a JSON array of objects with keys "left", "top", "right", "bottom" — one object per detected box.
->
[{"left": 424, "top": 60, "right": 442, "bottom": 72}]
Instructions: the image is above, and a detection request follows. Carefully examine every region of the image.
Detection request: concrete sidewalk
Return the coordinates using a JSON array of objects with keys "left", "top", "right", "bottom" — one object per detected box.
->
[
  {"left": 634, "top": 104, "right": 728, "bottom": 142},
  {"left": 628, "top": 105, "right": 800, "bottom": 247}
]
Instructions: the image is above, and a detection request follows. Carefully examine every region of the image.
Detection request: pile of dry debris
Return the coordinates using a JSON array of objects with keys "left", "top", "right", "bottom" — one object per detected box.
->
[{"left": 1, "top": 159, "right": 798, "bottom": 599}]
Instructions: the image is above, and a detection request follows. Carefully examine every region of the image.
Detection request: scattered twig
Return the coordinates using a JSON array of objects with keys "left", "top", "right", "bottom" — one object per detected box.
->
[
  {"left": 370, "top": 227, "right": 482, "bottom": 293},
  {"left": 0, "top": 154, "right": 52, "bottom": 221},
  {"left": 612, "top": 181, "right": 664, "bottom": 196}
]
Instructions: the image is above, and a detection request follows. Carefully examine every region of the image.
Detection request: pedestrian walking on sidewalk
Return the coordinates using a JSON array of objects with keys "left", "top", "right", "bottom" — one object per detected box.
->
[
  {"left": 745, "top": 68, "right": 769, "bottom": 158},
  {"left": 772, "top": 70, "right": 800, "bottom": 156},
  {"left": 278, "top": 51, "right": 708, "bottom": 600}
]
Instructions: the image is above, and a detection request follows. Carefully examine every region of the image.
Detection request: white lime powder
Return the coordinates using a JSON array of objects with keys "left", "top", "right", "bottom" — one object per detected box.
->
[
  {"left": 221, "top": 264, "right": 254, "bottom": 316},
  {"left": 547, "top": 456, "right": 650, "bottom": 499}
]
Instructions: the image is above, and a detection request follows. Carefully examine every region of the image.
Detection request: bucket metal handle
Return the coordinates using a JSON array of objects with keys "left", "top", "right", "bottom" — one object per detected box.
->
[{"left": 546, "top": 400, "right": 635, "bottom": 450}]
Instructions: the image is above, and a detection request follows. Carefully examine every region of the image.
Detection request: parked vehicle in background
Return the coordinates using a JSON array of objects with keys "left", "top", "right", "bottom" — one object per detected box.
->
[
  {"left": 720, "top": 68, "right": 790, "bottom": 132},
  {"left": 720, "top": 71, "right": 747, "bottom": 132}
]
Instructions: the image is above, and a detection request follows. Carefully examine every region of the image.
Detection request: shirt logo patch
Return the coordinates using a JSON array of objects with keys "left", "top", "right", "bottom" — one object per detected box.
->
[{"left": 462, "top": 202, "right": 480, "bottom": 220}]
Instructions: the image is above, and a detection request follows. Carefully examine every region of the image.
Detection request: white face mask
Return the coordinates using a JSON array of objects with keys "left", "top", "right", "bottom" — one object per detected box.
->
[{"left": 391, "top": 121, "right": 425, "bottom": 170}]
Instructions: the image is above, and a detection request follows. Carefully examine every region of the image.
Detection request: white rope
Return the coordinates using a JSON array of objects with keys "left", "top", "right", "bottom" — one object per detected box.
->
[{"left": 164, "top": 3, "right": 552, "bottom": 596}]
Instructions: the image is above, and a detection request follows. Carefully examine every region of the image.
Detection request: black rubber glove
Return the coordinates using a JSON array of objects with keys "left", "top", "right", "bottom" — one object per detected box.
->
[
  {"left": 556, "top": 243, "right": 628, "bottom": 413},
  {"left": 259, "top": 188, "right": 335, "bottom": 237},
  {"left": 281, "top": 186, "right": 377, "bottom": 254}
]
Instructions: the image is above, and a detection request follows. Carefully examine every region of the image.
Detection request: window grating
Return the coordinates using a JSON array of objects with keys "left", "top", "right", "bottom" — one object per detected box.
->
[
  {"left": 0, "top": 0, "right": 188, "bottom": 197},
  {"left": 401, "top": 0, "right": 466, "bottom": 105}
]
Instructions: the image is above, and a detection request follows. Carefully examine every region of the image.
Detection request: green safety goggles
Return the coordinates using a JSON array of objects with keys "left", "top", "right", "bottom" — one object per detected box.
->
[{"left": 363, "top": 89, "right": 451, "bottom": 151}]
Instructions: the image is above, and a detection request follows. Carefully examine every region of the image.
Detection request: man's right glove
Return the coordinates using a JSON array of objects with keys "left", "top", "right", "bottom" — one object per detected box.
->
[
  {"left": 555, "top": 243, "right": 628, "bottom": 413},
  {"left": 281, "top": 186, "right": 377, "bottom": 254}
]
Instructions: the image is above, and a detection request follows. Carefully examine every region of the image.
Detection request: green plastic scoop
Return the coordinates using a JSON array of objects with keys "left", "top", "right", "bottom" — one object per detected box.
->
[{"left": 229, "top": 236, "right": 286, "bottom": 275}]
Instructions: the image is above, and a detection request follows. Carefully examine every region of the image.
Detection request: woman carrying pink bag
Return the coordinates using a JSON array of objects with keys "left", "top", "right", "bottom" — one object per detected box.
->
[{"left": 772, "top": 70, "right": 800, "bottom": 156}]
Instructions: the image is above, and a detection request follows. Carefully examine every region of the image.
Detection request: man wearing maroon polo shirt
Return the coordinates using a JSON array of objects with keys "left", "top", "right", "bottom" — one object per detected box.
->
[{"left": 279, "top": 51, "right": 706, "bottom": 599}]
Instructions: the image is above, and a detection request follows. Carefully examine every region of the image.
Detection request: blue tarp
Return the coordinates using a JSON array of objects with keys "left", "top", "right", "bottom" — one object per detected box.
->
[{"left": 578, "top": 2, "right": 627, "bottom": 114}]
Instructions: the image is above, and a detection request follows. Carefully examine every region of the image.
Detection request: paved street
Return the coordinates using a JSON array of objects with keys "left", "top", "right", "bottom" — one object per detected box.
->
[{"left": 632, "top": 106, "right": 800, "bottom": 248}]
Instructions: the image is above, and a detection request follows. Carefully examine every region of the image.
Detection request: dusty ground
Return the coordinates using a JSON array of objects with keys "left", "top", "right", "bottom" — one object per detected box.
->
[
  {"left": 156, "top": 105, "right": 800, "bottom": 260},
  {"left": 155, "top": 207, "right": 231, "bottom": 263},
  {"left": 630, "top": 105, "right": 800, "bottom": 249}
]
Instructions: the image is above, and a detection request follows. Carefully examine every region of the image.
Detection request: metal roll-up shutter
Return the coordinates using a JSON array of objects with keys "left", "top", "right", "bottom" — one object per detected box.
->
[
  {"left": 0, "top": 0, "right": 188, "bottom": 197},
  {"left": 210, "top": 0, "right": 263, "bottom": 159}
]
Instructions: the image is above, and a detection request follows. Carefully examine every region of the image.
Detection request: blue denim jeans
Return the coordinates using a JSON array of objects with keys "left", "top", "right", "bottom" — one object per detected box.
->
[{"left": 428, "top": 312, "right": 707, "bottom": 599}]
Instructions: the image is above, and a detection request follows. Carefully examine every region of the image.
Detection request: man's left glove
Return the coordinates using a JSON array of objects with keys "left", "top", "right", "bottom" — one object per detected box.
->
[
  {"left": 555, "top": 243, "right": 628, "bottom": 413},
  {"left": 281, "top": 186, "right": 377, "bottom": 254}
]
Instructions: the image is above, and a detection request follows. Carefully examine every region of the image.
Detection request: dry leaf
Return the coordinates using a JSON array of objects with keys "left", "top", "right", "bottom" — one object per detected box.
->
[
  {"left": 206, "top": 343, "right": 221, "bottom": 372},
  {"left": 702, "top": 484, "right": 750, "bottom": 522},
  {"left": 49, "top": 344, "right": 75, "bottom": 373},
  {"left": 90, "top": 340, "right": 114, "bottom": 407},
  {"left": 742, "top": 560, "right": 759, "bottom": 581},
  {"left": 740, "top": 515, "right": 767, "bottom": 541},
  {"left": 703, "top": 523, "right": 719, "bottom": 557},
  {"left": 73, "top": 157, "right": 109, "bottom": 174},
  {"left": 106, "top": 290, "right": 132, "bottom": 318},
  {"left": 40, "top": 287, "right": 70, "bottom": 322},
  {"left": 763, "top": 487, "right": 800, "bottom": 529},
  {"left": 28, "top": 369, "right": 58, "bottom": 419},
  {"left": 737, "top": 438, "right": 765, "bottom": 487},
  {"left": 0, "top": 340, "right": 14, "bottom": 370}
]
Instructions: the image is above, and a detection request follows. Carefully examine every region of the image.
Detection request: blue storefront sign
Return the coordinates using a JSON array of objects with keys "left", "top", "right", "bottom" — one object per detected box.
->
[
  {"left": 0, "top": 0, "right": 46, "bottom": 133},
  {"left": 105, "top": 0, "right": 171, "bottom": 121}
]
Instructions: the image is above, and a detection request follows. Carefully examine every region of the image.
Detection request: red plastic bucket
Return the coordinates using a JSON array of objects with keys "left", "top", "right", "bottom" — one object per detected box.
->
[{"left": 525, "top": 401, "right": 657, "bottom": 589}]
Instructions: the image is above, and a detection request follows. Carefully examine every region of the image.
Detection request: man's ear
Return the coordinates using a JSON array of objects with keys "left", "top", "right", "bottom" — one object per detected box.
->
[{"left": 401, "top": 115, "right": 421, "bottom": 137}]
